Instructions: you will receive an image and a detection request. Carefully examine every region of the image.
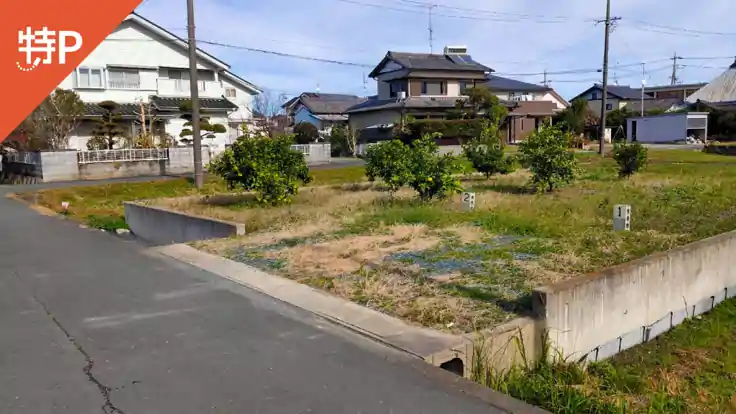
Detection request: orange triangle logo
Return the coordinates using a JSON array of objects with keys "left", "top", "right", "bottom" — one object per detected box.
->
[{"left": 0, "top": 0, "right": 144, "bottom": 144}]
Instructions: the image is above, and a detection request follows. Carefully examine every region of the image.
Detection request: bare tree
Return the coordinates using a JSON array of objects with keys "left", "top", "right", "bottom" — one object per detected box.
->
[
  {"left": 252, "top": 90, "right": 288, "bottom": 137},
  {"left": 22, "top": 88, "right": 85, "bottom": 150}
]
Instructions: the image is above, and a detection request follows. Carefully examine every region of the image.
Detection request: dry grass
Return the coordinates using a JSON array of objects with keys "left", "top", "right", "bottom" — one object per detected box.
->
[{"left": 273, "top": 224, "right": 438, "bottom": 277}]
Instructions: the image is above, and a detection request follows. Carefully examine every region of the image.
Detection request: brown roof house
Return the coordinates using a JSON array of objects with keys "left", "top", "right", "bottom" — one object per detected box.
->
[{"left": 345, "top": 46, "right": 558, "bottom": 143}]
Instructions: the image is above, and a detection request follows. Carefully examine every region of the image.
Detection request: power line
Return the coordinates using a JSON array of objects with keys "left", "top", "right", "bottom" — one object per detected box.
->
[
  {"left": 623, "top": 20, "right": 736, "bottom": 37},
  {"left": 333, "top": 0, "right": 585, "bottom": 23}
]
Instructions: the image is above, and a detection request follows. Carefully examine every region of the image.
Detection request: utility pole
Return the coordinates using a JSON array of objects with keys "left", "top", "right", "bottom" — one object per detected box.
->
[
  {"left": 640, "top": 63, "right": 646, "bottom": 117},
  {"left": 428, "top": 4, "right": 437, "bottom": 53},
  {"left": 598, "top": 0, "right": 618, "bottom": 156},
  {"left": 187, "top": 0, "right": 203, "bottom": 189},
  {"left": 670, "top": 52, "right": 680, "bottom": 85},
  {"left": 542, "top": 69, "right": 548, "bottom": 87}
]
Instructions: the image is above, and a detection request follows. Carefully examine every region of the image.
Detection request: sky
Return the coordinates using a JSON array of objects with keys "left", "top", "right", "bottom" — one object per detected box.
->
[{"left": 135, "top": 0, "right": 736, "bottom": 101}]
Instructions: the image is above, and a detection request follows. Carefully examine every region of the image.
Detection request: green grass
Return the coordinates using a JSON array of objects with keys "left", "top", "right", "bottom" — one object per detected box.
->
[
  {"left": 478, "top": 298, "right": 736, "bottom": 413},
  {"left": 21, "top": 165, "right": 365, "bottom": 230}
]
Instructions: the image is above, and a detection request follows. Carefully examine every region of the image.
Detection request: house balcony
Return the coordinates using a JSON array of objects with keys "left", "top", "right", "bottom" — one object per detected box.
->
[{"left": 156, "top": 78, "right": 224, "bottom": 99}]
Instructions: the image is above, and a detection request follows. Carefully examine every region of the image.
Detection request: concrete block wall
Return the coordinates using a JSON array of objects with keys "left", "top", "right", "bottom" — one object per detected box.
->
[
  {"left": 533, "top": 230, "right": 736, "bottom": 363},
  {"left": 305, "top": 144, "right": 331, "bottom": 164},
  {"left": 39, "top": 151, "right": 79, "bottom": 182},
  {"left": 37, "top": 147, "right": 211, "bottom": 182}
]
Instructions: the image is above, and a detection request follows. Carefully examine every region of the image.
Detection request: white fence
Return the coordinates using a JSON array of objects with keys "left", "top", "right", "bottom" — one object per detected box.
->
[{"left": 77, "top": 148, "right": 169, "bottom": 164}]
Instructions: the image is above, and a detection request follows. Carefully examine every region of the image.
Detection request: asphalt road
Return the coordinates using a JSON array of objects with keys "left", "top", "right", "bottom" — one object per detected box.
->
[{"left": 0, "top": 181, "right": 539, "bottom": 414}]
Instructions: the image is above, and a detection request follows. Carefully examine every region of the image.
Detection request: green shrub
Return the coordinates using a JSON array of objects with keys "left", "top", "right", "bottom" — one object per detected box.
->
[
  {"left": 407, "top": 135, "right": 463, "bottom": 201},
  {"left": 518, "top": 125, "right": 578, "bottom": 192},
  {"left": 364, "top": 139, "right": 411, "bottom": 196},
  {"left": 364, "top": 134, "right": 462, "bottom": 200},
  {"left": 402, "top": 119, "right": 483, "bottom": 141},
  {"left": 613, "top": 141, "right": 649, "bottom": 178},
  {"left": 462, "top": 120, "right": 517, "bottom": 179},
  {"left": 293, "top": 122, "right": 320, "bottom": 144},
  {"left": 209, "top": 134, "right": 311, "bottom": 205}
]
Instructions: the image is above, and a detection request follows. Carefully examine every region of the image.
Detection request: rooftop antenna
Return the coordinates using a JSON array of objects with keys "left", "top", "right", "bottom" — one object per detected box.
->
[
  {"left": 427, "top": 4, "right": 437, "bottom": 53},
  {"left": 362, "top": 72, "right": 367, "bottom": 93}
]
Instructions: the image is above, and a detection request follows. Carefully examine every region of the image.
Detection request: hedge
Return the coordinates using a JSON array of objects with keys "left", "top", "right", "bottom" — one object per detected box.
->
[{"left": 402, "top": 119, "right": 483, "bottom": 141}]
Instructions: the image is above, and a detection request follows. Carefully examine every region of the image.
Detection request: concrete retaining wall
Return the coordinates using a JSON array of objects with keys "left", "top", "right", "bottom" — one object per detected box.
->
[
  {"left": 77, "top": 148, "right": 211, "bottom": 181},
  {"left": 124, "top": 201, "right": 245, "bottom": 245},
  {"left": 533, "top": 230, "right": 736, "bottom": 363}
]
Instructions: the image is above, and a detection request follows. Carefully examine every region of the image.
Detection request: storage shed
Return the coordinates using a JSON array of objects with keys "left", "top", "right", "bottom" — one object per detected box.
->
[{"left": 626, "top": 112, "right": 708, "bottom": 143}]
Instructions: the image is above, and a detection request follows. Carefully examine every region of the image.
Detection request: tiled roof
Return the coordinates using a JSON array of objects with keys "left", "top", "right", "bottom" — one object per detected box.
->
[
  {"left": 572, "top": 84, "right": 653, "bottom": 101},
  {"left": 150, "top": 96, "right": 238, "bottom": 111},
  {"left": 83, "top": 102, "right": 144, "bottom": 118},
  {"left": 627, "top": 98, "right": 682, "bottom": 113},
  {"left": 298, "top": 93, "right": 367, "bottom": 114},
  {"left": 484, "top": 75, "right": 551, "bottom": 92},
  {"left": 346, "top": 96, "right": 518, "bottom": 113},
  {"left": 369, "top": 52, "right": 492, "bottom": 77}
]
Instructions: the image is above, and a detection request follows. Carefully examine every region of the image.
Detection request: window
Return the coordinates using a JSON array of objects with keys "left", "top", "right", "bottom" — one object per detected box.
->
[
  {"left": 108, "top": 68, "right": 140, "bottom": 89},
  {"left": 459, "top": 81, "right": 473, "bottom": 94},
  {"left": 167, "top": 70, "right": 183, "bottom": 80},
  {"left": 421, "top": 80, "right": 445, "bottom": 95},
  {"left": 225, "top": 88, "right": 237, "bottom": 98},
  {"left": 389, "top": 80, "right": 407, "bottom": 97},
  {"left": 606, "top": 103, "right": 613, "bottom": 110},
  {"left": 591, "top": 92, "right": 599, "bottom": 100},
  {"left": 76, "top": 67, "right": 103, "bottom": 88}
]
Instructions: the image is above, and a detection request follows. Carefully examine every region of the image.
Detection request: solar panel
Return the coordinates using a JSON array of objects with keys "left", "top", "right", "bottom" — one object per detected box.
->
[{"left": 448, "top": 54, "right": 465, "bottom": 65}]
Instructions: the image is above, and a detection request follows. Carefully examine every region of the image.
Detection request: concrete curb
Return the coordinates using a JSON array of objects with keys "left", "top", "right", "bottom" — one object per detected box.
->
[
  {"left": 5, "top": 193, "right": 61, "bottom": 217},
  {"left": 153, "top": 243, "right": 465, "bottom": 361}
]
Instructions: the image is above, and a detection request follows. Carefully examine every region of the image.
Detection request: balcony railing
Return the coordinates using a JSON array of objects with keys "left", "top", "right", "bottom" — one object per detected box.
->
[
  {"left": 156, "top": 78, "right": 222, "bottom": 98},
  {"left": 108, "top": 80, "right": 141, "bottom": 89}
]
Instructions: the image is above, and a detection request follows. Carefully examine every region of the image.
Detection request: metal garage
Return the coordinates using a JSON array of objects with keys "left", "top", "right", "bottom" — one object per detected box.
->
[{"left": 626, "top": 112, "right": 709, "bottom": 144}]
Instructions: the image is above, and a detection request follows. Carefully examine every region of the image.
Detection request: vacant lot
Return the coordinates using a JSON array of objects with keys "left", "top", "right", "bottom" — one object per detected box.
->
[
  {"left": 488, "top": 297, "right": 736, "bottom": 413},
  {"left": 152, "top": 150, "right": 736, "bottom": 333}
]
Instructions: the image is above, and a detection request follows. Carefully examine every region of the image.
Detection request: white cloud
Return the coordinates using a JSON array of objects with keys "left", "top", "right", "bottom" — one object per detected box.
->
[{"left": 136, "top": 0, "right": 736, "bottom": 99}]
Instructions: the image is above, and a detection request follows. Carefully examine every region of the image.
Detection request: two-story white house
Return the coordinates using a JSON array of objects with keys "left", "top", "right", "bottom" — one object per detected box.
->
[{"left": 58, "top": 12, "right": 261, "bottom": 152}]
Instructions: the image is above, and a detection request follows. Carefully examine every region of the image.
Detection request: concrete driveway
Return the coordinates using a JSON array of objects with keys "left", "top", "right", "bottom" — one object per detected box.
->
[{"left": 0, "top": 181, "right": 542, "bottom": 414}]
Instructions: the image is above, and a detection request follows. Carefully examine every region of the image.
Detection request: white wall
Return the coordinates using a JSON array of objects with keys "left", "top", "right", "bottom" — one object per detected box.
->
[
  {"left": 540, "top": 92, "right": 568, "bottom": 111},
  {"left": 222, "top": 74, "right": 257, "bottom": 122},
  {"left": 627, "top": 114, "right": 688, "bottom": 143},
  {"left": 57, "top": 19, "right": 221, "bottom": 104}
]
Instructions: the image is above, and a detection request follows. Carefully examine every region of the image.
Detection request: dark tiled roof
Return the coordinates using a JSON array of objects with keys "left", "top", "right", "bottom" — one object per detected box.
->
[
  {"left": 150, "top": 96, "right": 238, "bottom": 111},
  {"left": 346, "top": 96, "right": 517, "bottom": 114},
  {"left": 369, "top": 52, "right": 492, "bottom": 77},
  {"left": 298, "top": 93, "right": 367, "bottom": 114},
  {"left": 484, "top": 75, "right": 551, "bottom": 92},
  {"left": 572, "top": 84, "right": 654, "bottom": 102},
  {"left": 627, "top": 98, "right": 682, "bottom": 113},
  {"left": 83, "top": 102, "right": 144, "bottom": 118}
]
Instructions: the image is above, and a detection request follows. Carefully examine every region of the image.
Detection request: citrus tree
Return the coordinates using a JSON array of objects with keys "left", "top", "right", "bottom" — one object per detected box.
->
[
  {"left": 518, "top": 125, "right": 578, "bottom": 192},
  {"left": 209, "top": 134, "right": 311, "bottom": 205}
]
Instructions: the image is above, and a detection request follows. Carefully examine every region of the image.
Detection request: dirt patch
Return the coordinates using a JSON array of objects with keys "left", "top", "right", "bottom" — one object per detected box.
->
[{"left": 273, "top": 224, "right": 440, "bottom": 278}]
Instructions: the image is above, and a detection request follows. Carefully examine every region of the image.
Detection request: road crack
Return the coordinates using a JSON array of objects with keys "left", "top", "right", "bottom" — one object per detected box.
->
[{"left": 13, "top": 272, "right": 126, "bottom": 414}]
